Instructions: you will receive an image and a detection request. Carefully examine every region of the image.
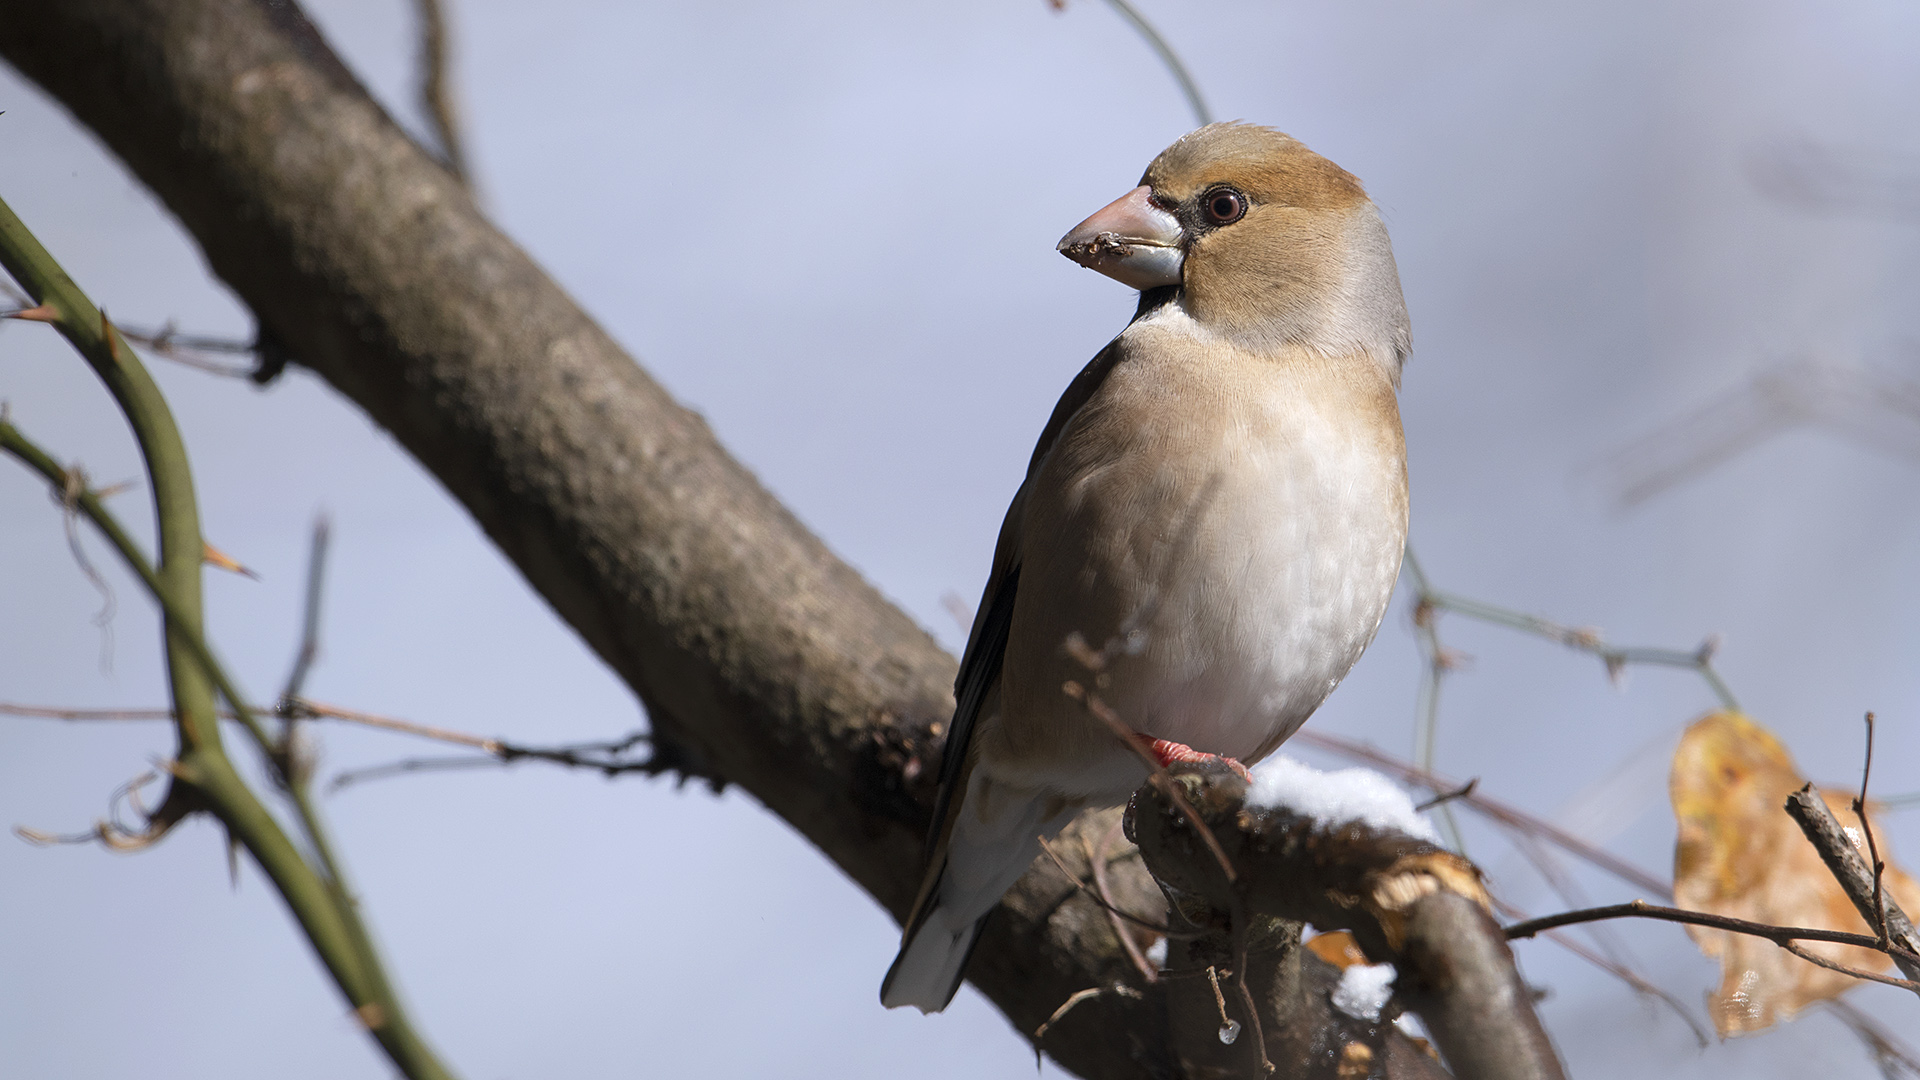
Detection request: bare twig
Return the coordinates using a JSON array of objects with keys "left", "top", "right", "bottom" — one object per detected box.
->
[
  {"left": 1854, "top": 713, "right": 1889, "bottom": 948},
  {"left": 0, "top": 703, "right": 179, "bottom": 721},
  {"left": 412, "top": 0, "right": 470, "bottom": 184},
  {"left": 52, "top": 462, "right": 118, "bottom": 671},
  {"left": 1401, "top": 546, "right": 1467, "bottom": 851},
  {"left": 1293, "top": 729, "right": 1671, "bottom": 897},
  {"left": 289, "top": 698, "right": 502, "bottom": 752},
  {"left": 1829, "top": 999, "right": 1920, "bottom": 1079},
  {"left": 1229, "top": 903, "right": 1273, "bottom": 1075},
  {"left": 327, "top": 728, "right": 657, "bottom": 792},
  {"left": 1782, "top": 941, "right": 1920, "bottom": 993},
  {"left": 1031, "top": 983, "right": 1141, "bottom": 1047},
  {"left": 278, "top": 517, "right": 331, "bottom": 709},
  {"left": 1487, "top": 894, "right": 1708, "bottom": 1047},
  {"left": 117, "top": 321, "right": 256, "bottom": 378},
  {"left": 1062, "top": 678, "right": 1237, "bottom": 885},
  {"left": 0, "top": 698, "right": 495, "bottom": 751},
  {"left": 1037, "top": 834, "right": 1175, "bottom": 937},
  {"left": 1408, "top": 555, "right": 1738, "bottom": 710},
  {"left": 1413, "top": 777, "right": 1478, "bottom": 813},
  {"left": 1093, "top": 0, "right": 1211, "bottom": 128},
  {"left": 1504, "top": 898, "right": 1920, "bottom": 970},
  {"left": 1748, "top": 138, "right": 1920, "bottom": 219},
  {"left": 1592, "top": 354, "right": 1920, "bottom": 507},
  {"left": 0, "top": 695, "right": 669, "bottom": 790},
  {"left": 1785, "top": 785, "right": 1920, "bottom": 989},
  {"left": 1083, "top": 828, "right": 1160, "bottom": 982}
]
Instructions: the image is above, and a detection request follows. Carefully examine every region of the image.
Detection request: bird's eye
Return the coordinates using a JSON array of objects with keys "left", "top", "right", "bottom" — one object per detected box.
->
[{"left": 1201, "top": 187, "right": 1247, "bottom": 225}]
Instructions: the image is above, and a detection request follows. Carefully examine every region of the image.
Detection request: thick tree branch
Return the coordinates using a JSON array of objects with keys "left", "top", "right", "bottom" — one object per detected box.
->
[
  {"left": 0, "top": 3, "right": 1538, "bottom": 1074},
  {"left": 1131, "top": 764, "right": 1565, "bottom": 1080},
  {"left": 0, "top": 3, "right": 1153, "bottom": 1074}
]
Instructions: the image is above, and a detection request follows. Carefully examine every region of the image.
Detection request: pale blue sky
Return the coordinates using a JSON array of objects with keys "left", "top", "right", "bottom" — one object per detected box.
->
[{"left": 3, "top": 1, "right": 1918, "bottom": 1076}]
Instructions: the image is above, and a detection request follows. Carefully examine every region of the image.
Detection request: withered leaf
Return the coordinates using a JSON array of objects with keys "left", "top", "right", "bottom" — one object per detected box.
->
[
  {"left": 1671, "top": 711, "right": 1919, "bottom": 1035},
  {"left": 1305, "top": 930, "right": 1369, "bottom": 970}
]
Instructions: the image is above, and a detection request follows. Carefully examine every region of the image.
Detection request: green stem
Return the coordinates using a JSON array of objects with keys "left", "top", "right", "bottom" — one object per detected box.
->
[
  {"left": 0, "top": 418, "right": 451, "bottom": 1079},
  {"left": 1099, "top": 0, "right": 1212, "bottom": 128},
  {"left": 0, "top": 193, "right": 457, "bottom": 1080},
  {"left": 0, "top": 195, "right": 220, "bottom": 762}
]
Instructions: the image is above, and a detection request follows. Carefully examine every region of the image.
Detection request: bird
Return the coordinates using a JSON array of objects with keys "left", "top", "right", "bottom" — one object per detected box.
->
[{"left": 880, "top": 123, "right": 1411, "bottom": 1013}]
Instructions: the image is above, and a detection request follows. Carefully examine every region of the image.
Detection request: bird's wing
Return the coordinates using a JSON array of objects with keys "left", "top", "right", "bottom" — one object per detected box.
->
[{"left": 917, "top": 339, "right": 1129, "bottom": 863}]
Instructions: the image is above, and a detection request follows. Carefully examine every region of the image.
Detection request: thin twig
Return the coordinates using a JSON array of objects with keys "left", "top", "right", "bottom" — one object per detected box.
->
[
  {"left": 278, "top": 517, "right": 331, "bottom": 708},
  {"left": 1854, "top": 713, "right": 1889, "bottom": 948},
  {"left": 117, "top": 322, "right": 256, "bottom": 378},
  {"left": 1785, "top": 785, "right": 1920, "bottom": 988},
  {"left": 1504, "top": 899, "right": 1920, "bottom": 969},
  {"left": 1414, "top": 777, "right": 1478, "bottom": 813},
  {"left": 1292, "top": 729, "right": 1671, "bottom": 898},
  {"left": 1084, "top": 829, "right": 1159, "bottom": 982},
  {"left": 1062, "top": 679, "right": 1237, "bottom": 885},
  {"left": 1415, "top": 579, "right": 1738, "bottom": 711},
  {"left": 1032, "top": 984, "right": 1141, "bottom": 1047},
  {"left": 1829, "top": 999, "right": 1920, "bottom": 1079},
  {"left": 1487, "top": 894, "right": 1708, "bottom": 1047},
  {"left": 291, "top": 698, "right": 503, "bottom": 752},
  {"left": 1036, "top": 835, "right": 1186, "bottom": 938},
  {"left": 328, "top": 728, "right": 656, "bottom": 792},
  {"left": 1095, "top": 0, "right": 1212, "bottom": 128},
  {"left": 1402, "top": 546, "right": 1467, "bottom": 852},
  {"left": 412, "top": 0, "right": 470, "bottom": 184},
  {"left": 1229, "top": 901, "right": 1273, "bottom": 1074},
  {"left": 0, "top": 695, "right": 662, "bottom": 788},
  {"left": 54, "top": 463, "right": 117, "bottom": 671},
  {"left": 1781, "top": 941, "right": 1920, "bottom": 993},
  {"left": 1500, "top": 826, "right": 1645, "bottom": 982},
  {"left": 1400, "top": 543, "right": 1740, "bottom": 859}
]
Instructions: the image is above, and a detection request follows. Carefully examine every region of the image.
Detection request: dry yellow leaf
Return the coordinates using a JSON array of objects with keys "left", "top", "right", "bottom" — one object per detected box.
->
[
  {"left": 1671, "top": 711, "right": 1920, "bottom": 1036},
  {"left": 1305, "top": 930, "right": 1369, "bottom": 970}
]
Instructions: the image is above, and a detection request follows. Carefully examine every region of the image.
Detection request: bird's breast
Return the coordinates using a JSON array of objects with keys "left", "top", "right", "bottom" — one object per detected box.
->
[{"left": 989, "top": 326, "right": 1408, "bottom": 793}]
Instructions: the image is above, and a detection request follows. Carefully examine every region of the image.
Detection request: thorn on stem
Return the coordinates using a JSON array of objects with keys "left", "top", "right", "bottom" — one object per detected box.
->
[{"left": 3, "top": 302, "right": 56, "bottom": 322}]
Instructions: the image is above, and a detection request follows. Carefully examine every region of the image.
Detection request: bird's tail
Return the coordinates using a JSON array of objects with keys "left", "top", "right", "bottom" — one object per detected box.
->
[
  {"left": 881, "top": 775, "right": 1063, "bottom": 1012},
  {"left": 879, "top": 877, "right": 990, "bottom": 1013}
]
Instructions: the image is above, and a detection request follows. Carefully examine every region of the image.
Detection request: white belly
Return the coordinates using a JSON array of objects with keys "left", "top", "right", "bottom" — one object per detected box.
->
[{"left": 987, "top": 325, "right": 1407, "bottom": 797}]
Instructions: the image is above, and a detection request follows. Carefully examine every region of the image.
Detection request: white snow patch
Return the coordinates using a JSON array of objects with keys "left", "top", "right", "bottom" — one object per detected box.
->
[
  {"left": 1244, "top": 756, "right": 1440, "bottom": 842},
  {"left": 1332, "top": 962, "right": 1397, "bottom": 1022}
]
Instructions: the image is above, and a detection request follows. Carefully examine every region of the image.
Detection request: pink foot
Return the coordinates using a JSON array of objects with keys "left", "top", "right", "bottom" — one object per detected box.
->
[{"left": 1134, "top": 734, "right": 1253, "bottom": 784}]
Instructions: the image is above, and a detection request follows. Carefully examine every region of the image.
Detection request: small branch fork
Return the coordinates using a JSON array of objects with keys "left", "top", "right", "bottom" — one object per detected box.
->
[
  {"left": 1504, "top": 899, "right": 1920, "bottom": 985},
  {"left": 1, "top": 697, "right": 667, "bottom": 792},
  {"left": 1504, "top": 714, "right": 1920, "bottom": 1005},
  {"left": 1487, "top": 894, "right": 1711, "bottom": 1048},
  {"left": 1786, "top": 782, "right": 1920, "bottom": 991},
  {"left": 1855, "top": 713, "right": 1891, "bottom": 951},
  {"left": 1400, "top": 543, "right": 1737, "bottom": 854},
  {"left": 5, "top": 283, "right": 259, "bottom": 379}
]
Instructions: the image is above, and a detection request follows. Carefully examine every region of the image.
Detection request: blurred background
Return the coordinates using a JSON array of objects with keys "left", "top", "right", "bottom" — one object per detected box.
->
[{"left": 2, "top": 0, "right": 1917, "bottom": 1076}]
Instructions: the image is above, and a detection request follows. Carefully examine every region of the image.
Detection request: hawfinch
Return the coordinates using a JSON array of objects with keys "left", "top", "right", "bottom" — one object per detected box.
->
[{"left": 882, "top": 123, "right": 1411, "bottom": 1013}]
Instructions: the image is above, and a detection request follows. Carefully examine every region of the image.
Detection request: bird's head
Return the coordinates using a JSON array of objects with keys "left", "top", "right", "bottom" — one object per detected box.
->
[{"left": 1057, "top": 123, "right": 1410, "bottom": 374}]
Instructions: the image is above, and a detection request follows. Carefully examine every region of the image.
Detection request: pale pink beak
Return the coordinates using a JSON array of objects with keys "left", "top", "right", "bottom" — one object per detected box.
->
[{"left": 1056, "top": 185, "right": 1185, "bottom": 290}]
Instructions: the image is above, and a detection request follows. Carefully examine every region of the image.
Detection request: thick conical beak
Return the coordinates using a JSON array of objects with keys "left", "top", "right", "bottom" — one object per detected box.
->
[{"left": 1056, "top": 185, "right": 1185, "bottom": 290}]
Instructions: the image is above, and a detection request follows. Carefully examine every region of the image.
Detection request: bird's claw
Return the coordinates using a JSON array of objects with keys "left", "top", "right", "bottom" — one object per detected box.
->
[{"left": 1134, "top": 735, "right": 1253, "bottom": 784}]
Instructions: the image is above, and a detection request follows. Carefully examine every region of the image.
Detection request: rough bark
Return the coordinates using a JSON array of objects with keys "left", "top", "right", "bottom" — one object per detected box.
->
[
  {"left": 1131, "top": 765, "right": 1565, "bottom": 1080},
  {"left": 1, "top": 3, "right": 1546, "bottom": 1075}
]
